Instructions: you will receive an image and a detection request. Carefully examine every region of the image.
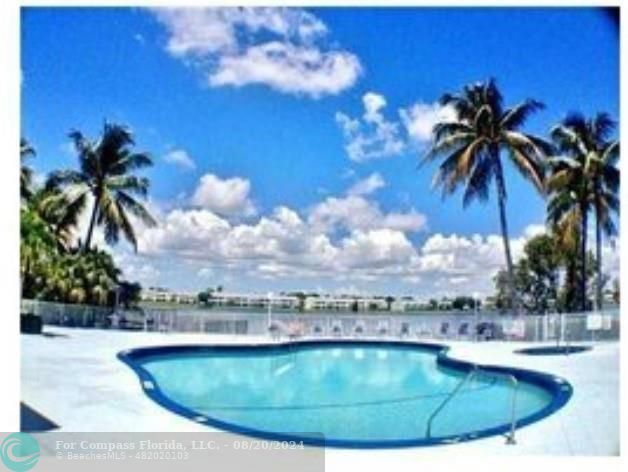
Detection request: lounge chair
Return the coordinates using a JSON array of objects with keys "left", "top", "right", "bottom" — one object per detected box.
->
[
  {"left": 457, "top": 322, "right": 470, "bottom": 339},
  {"left": 377, "top": 320, "right": 389, "bottom": 337},
  {"left": 399, "top": 322, "right": 411, "bottom": 338},
  {"left": 439, "top": 322, "right": 450, "bottom": 338},
  {"left": 312, "top": 324, "right": 323, "bottom": 337},
  {"left": 354, "top": 320, "right": 365, "bottom": 337},
  {"left": 331, "top": 321, "right": 343, "bottom": 337}
]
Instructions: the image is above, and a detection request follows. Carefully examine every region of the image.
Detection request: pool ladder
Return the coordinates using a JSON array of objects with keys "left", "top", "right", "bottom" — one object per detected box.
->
[{"left": 425, "top": 364, "right": 519, "bottom": 445}]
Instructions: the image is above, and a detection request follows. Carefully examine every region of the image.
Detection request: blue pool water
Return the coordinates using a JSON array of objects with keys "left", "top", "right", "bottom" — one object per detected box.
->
[{"left": 120, "top": 342, "right": 571, "bottom": 447}]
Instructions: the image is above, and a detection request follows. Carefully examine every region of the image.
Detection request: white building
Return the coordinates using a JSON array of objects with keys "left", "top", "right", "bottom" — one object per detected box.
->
[
  {"left": 209, "top": 293, "right": 299, "bottom": 310},
  {"left": 304, "top": 295, "right": 388, "bottom": 312},
  {"left": 140, "top": 287, "right": 196, "bottom": 304},
  {"left": 391, "top": 299, "right": 424, "bottom": 312}
]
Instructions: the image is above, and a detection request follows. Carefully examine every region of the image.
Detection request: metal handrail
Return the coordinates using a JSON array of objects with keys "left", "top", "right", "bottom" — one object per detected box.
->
[
  {"left": 477, "top": 368, "right": 519, "bottom": 444},
  {"left": 426, "top": 365, "right": 478, "bottom": 439},
  {"left": 425, "top": 365, "right": 519, "bottom": 445}
]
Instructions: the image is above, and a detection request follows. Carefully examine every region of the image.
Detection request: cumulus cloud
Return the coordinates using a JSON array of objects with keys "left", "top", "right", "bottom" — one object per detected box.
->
[
  {"left": 335, "top": 93, "right": 458, "bottom": 162},
  {"left": 335, "top": 92, "right": 405, "bottom": 161},
  {"left": 399, "top": 101, "right": 457, "bottom": 144},
  {"left": 308, "top": 195, "right": 426, "bottom": 234},
  {"left": 346, "top": 172, "right": 385, "bottom": 196},
  {"left": 113, "top": 252, "right": 160, "bottom": 284},
  {"left": 151, "top": 7, "right": 361, "bottom": 98},
  {"left": 190, "top": 173, "right": 256, "bottom": 217},
  {"left": 163, "top": 149, "right": 196, "bottom": 170},
  {"left": 133, "top": 201, "right": 547, "bottom": 296},
  {"left": 209, "top": 42, "right": 361, "bottom": 97}
]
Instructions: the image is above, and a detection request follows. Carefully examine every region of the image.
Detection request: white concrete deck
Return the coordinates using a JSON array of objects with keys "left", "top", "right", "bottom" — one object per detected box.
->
[{"left": 21, "top": 327, "right": 619, "bottom": 456}]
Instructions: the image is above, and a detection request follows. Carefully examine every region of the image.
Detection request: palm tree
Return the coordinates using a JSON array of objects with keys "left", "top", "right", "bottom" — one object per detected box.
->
[
  {"left": 47, "top": 122, "right": 157, "bottom": 252},
  {"left": 30, "top": 187, "right": 80, "bottom": 251},
  {"left": 20, "top": 138, "right": 36, "bottom": 201},
  {"left": 547, "top": 113, "right": 619, "bottom": 311},
  {"left": 424, "top": 79, "right": 551, "bottom": 312}
]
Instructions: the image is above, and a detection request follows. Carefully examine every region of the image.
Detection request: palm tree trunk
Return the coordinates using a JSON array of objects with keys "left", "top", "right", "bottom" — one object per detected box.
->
[
  {"left": 83, "top": 199, "right": 99, "bottom": 252},
  {"left": 595, "top": 206, "right": 603, "bottom": 311},
  {"left": 580, "top": 203, "right": 588, "bottom": 312},
  {"left": 494, "top": 158, "right": 517, "bottom": 314}
]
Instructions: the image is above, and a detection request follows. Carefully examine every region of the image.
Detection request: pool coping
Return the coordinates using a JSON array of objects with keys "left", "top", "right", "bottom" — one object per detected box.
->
[{"left": 117, "top": 339, "right": 573, "bottom": 449}]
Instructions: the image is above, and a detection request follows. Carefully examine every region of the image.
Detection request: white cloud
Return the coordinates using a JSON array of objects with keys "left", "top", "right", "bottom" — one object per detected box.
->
[
  {"left": 334, "top": 95, "right": 459, "bottom": 162},
  {"left": 308, "top": 195, "right": 426, "bottom": 234},
  {"left": 152, "top": 7, "right": 361, "bottom": 98},
  {"left": 113, "top": 252, "right": 160, "bottom": 285},
  {"left": 133, "top": 181, "right": 623, "bottom": 297},
  {"left": 399, "top": 101, "right": 457, "bottom": 144},
  {"left": 190, "top": 173, "right": 256, "bottom": 217},
  {"left": 133, "top": 205, "right": 538, "bottom": 296},
  {"left": 346, "top": 172, "right": 385, "bottom": 196},
  {"left": 335, "top": 92, "right": 405, "bottom": 162},
  {"left": 210, "top": 42, "right": 361, "bottom": 97},
  {"left": 163, "top": 149, "right": 196, "bottom": 170},
  {"left": 338, "top": 229, "right": 416, "bottom": 269}
]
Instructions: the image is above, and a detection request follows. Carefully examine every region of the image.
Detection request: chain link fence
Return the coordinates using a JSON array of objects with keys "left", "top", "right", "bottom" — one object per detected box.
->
[{"left": 21, "top": 299, "right": 619, "bottom": 343}]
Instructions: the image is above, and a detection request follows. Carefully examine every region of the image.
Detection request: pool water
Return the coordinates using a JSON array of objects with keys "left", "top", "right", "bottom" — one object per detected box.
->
[{"left": 122, "top": 342, "right": 571, "bottom": 447}]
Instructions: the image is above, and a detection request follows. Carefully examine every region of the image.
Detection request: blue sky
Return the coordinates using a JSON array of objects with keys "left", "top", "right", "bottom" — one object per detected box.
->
[{"left": 21, "top": 7, "right": 619, "bottom": 297}]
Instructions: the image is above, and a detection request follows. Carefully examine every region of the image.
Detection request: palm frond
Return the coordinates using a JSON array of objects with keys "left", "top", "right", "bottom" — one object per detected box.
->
[
  {"left": 109, "top": 152, "right": 153, "bottom": 175},
  {"left": 20, "top": 138, "right": 36, "bottom": 159},
  {"left": 462, "top": 154, "right": 494, "bottom": 207},
  {"left": 508, "top": 146, "right": 545, "bottom": 193},
  {"left": 550, "top": 123, "right": 588, "bottom": 156},
  {"left": 432, "top": 122, "right": 474, "bottom": 143},
  {"left": 592, "top": 112, "right": 616, "bottom": 143},
  {"left": 45, "top": 170, "right": 88, "bottom": 191},
  {"left": 601, "top": 141, "right": 619, "bottom": 166},
  {"left": 116, "top": 191, "right": 157, "bottom": 227},
  {"left": 500, "top": 100, "right": 545, "bottom": 130},
  {"left": 106, "top": 175, "right": 150, "bottom": 197},
  {"left": 423, "top": 132, "right": 476, "bottom": 164}
]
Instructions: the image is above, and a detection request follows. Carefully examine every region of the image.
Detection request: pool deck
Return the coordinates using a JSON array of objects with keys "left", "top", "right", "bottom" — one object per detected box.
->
[{"left": 21, "top": 327, "right": 619, "bottom": 456}]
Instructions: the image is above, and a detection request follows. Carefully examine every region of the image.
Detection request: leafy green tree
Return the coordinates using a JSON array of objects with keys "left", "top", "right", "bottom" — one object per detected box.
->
[
  {"left": 20, "top": 207, "right": 58, "bottom": 298},
  {"left": 118, "top": 281, "right": 142, "bottom": 308},
  {"left": 425, "top": 79, "right": 551, "bottom": 313},
  {"left": 515, "top": 234, "right": 561, "bottom": 313},
  {"left": 452, "top": 296, "right": 476, "bottom": 311},
  {"left": 30, "top": 187, "right": 80, "bottom": 251},
  {"left": 47, "top": 122, "right": 157, "bottom": 252},
  {"left": 20, "top": 138, "right": 36, "bottom": 201},
  {"left": 547, "top": 113, "right": 619, "bottom": 311},
  {"left": 493, "top": 227, "right": 598, "bottom": 314},
  {"left": 197, "top": 291, "right": 210, "bottom": 304}
]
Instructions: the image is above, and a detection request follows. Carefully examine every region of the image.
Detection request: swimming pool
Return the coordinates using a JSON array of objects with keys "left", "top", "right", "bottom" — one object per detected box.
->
[{"left": 119, "top": 341, "right": 572, "bottom": 448}]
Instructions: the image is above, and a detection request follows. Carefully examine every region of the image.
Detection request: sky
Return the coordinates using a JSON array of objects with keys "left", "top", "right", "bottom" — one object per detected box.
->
[{"left": 20, "top": 7, "right": 620, "bottom": 297}]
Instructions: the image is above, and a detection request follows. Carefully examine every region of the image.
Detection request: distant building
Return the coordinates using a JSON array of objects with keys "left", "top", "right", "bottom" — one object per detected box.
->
[
  {"left": 391, "top": 298, "right": 424, "bottom": 312},
  {"left": 438, "top": 298, "right": 454, "bottom": 310},
  {"left": 208, "top": 292, "right": 299, "bottom": 310},
  {"left": 140, "top": 287, "right": 196, "bottom": 305},
  {"left": 304, "top": 295, "right": 387, "bottom": 312}
]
